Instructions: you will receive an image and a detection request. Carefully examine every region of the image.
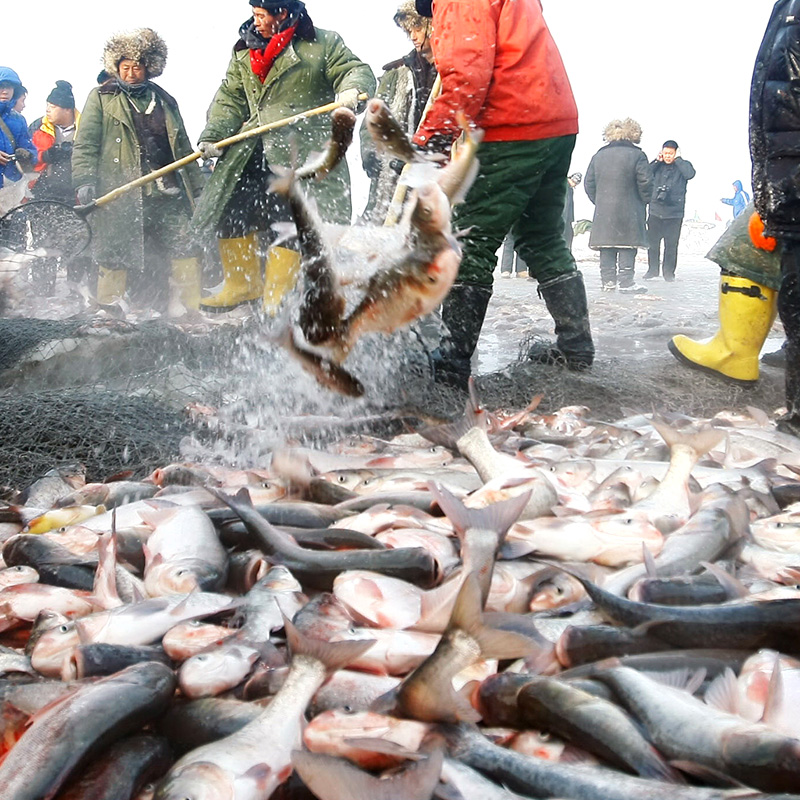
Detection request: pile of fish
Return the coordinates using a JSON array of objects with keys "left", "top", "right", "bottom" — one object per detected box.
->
[{"left": 2, "top": 386, "right": 800, "bottom": 799}]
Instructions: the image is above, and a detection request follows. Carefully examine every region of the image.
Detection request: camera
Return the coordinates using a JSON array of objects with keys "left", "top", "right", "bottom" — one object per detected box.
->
[{"left": 655, "top": 184, "right": 669, "bottom": 201}]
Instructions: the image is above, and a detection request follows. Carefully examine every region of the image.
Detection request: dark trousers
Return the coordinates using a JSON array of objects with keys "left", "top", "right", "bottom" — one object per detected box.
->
[
  {"left": 599, "top": 247, "right": 636, "bottom": 287},
  {"left": 780, "top": 245, "right": 800, "bottom": 421},
  {"left": 499, "top": 233, "right": 529, "bottom": 274},
  {"left": 647, "top": 216, "right": 683, "bottom": 278}
]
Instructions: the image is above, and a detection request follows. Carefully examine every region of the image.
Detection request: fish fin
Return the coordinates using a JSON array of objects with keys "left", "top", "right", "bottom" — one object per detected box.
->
[
  {"left": 499, "top": 539, "right": 534, "bottom": 560},
  {"left": 642, "top": 667, "right": 707, "bottom": 695},
  {"left": 642, "top": 543, "right": 657, "bottom": 577},
  {"left": 293, "top": 747, "right": 444, "bottom": 800},
  {"left": 761, "top": 653, "right": 784, "bottom": 726},
  {"left": 699, "top": 561, "right": 749, "bottom": 599},
  {"left": 138, "top": 508, "right": 179, "bottom": 530},
  {"left": 668, "top": 761, "right": 746, "bottom": 788},
  {"left": 703, "top": 668, "right": 740, "bottom": 713},
  {"left": 341, "top": 737, "right": 424, "bottom": 760},
  {"left": 93, "top": 528, "right": 122, "bottom": 609},
  {"left": 450, "top": 574, "right": 533, "bottom": 661},
  {"left": 650, "top": 419, "right": 727, "bottom": 459},
  {"left": 284, "top": 615, "right": 373, "bottom": 672},
  {"left": 236, "top": 763, "right": 274, "bottom": 792},
  {"left": 746, "top": 405, "right": 771, "bottom": 427},
  {"left": 428, "top": 481, "right": 529, "bottom": 543}
]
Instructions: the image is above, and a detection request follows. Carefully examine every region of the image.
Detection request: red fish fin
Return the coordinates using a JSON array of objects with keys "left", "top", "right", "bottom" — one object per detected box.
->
[{"left": 284, "top": 615, "right": 373, "bottom": 672}]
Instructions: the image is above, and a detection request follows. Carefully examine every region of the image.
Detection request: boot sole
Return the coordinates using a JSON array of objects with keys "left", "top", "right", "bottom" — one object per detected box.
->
[
  {"left": 667, "top": 340, "right": 757, "bottom": 387},
  {"left": 199, "top": 298, "right": 259, "bottom": 314}
]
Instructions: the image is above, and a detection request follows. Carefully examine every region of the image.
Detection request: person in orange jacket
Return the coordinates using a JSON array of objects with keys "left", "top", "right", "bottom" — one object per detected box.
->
[
  {"left": 413, "top": 0, "right": 593, "bottom": 389},
  {"left": 29, "top": 80, "right": 79, "bottom": 203}
]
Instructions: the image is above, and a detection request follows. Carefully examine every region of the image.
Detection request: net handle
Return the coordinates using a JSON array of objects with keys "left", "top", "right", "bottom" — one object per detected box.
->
[{"left": 80, "top": 94, "right": 369, "bottom": 214}]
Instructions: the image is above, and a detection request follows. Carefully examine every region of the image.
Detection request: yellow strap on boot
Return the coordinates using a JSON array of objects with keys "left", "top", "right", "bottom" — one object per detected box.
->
[
  {"left": 262, "top": 246, "right": 301, "bottom": 315},
  {"left": 669, "top": 275, "right": 777, "bottom": 384},
  {"left": 96, "top": 267, "right": 127, "bottom": 304},
  {"left": 170, "top": 258, "right": 202, "bottom": 313},
  {"left": 200, "top": 233, "right": 264, "bottom": 313}
]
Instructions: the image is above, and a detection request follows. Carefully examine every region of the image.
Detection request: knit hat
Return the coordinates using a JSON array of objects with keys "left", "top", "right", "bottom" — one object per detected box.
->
[
  {"left": 394, "top": 0, "right": 430, "bottom": 32},
  {"left": 103, "top": 28, "right": 168, "bottom": 79},
  {"left": 415, "top": 0, "right": 433, "bottom": 17},
  {"left": 249, "top": 0, "right": 301, "bottom": 8},
  {"left": 46, "top": 80, "right": 75, "bottom": 110}
]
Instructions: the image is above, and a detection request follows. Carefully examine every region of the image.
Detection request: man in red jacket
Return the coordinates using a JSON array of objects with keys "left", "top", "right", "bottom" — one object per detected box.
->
[{"left": 415, "top": 0, "right": 593, "bottom": 388}]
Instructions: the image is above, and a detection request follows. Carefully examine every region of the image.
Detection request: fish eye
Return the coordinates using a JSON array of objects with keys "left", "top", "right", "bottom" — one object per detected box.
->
[
  {"left": 59, "top": 624, "right": 70, "bottom": 633},
  {"left": 262, "top": 481, "right": 272, "bottom": 489},
  {"left": 337, "top": 475, "right": 347, "bottom": 484},
  {"left": 59, "top": 527, "right": 67, "bottom": 533},
  {"left": 776, "top": 522, "right": 785, "bottom": 528}
]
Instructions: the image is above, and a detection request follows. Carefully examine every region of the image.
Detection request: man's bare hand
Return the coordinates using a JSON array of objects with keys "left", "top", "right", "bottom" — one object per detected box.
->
[{"left": 0, "top": 151, "right": 11, "bottom": 166}]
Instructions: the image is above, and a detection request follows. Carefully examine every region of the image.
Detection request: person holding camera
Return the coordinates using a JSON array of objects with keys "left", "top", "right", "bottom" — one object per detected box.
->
[
  {"left": 30, "top": 81, "right": 79, "bottom": 204},
  {"left": 644, "top": 139, "right": 695, "bottom": 281}
]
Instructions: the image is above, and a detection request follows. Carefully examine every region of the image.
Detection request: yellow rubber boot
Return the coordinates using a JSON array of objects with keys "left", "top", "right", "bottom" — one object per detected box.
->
[
  {"left": 200, "top": 233, "right": 263, "bottom": 313},
  {"left": 668, "top": 275, "right": 777, "bottom": 385},
  {"left": 169, "top": 257, "right": 202, "bottom": 315},
  {"left": 262, "top": 246, "right": 301, "bottom": 316},
  {"left": 96, "top": 267, "right": 127, "bottom": 304}
]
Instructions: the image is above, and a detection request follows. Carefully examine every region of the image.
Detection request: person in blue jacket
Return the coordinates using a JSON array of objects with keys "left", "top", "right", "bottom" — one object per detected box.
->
[
  {"left": 721, "top": 179, "right": 750, "bottom": 219},
  {"left": 0, "top": 67, "right": 37, "bottom": 189}
]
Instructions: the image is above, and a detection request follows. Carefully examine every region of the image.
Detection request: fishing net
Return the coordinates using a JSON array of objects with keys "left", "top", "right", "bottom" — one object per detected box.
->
[{"left": 0, "top": 201, "right": 91, "bottom": 262}]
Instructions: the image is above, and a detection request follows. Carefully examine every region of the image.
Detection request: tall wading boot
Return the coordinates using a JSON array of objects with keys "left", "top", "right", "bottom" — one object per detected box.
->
[
  {"left": 527, "top": 271, "right": 595, "bottom": 370},
  {"left": 169, "top": 258, "right": 202, "bottom": 316},
  {"left": 96, "top": 266, "right": 127, "bottom": 304},
  {"left": 777, "top": 271, "right": 800, "bottom": 438},
  {"left": 262, "top": 246, "right": 301, "bottom": 316},
  {"left": 431, "top": 283, "right": 493, "bottom": 390},
  {"left": 200, "top": 233, "right": 263, "bottom": 313},
  {"left": 668, "top": 275, "right": 777, "bottom": 386}
]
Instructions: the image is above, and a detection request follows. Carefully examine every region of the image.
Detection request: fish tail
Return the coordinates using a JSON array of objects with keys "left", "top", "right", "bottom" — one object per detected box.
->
[
  {"left": 650, "top": 419, "right": 726, "bottom": 458},
  {"left": 284, "top": 616, "right": 373, "bottom": 672},
  {"left": 292, "top": 745, "right": 443, "bottom": 800},
  {"left": 428, "top": 482, "right": 529, "bottom": 545},
  {"left": 449, "top": 574, "right": 533, "bottom": 661}
]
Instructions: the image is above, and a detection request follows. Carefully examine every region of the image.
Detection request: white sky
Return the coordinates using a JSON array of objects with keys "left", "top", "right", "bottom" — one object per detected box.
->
[{"left": 2, "top": 0, "right": 777, "bottom": 221}]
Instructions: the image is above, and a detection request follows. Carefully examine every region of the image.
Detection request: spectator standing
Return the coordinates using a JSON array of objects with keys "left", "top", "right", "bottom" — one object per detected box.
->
[
  {"left": 721, "top": 179, "right": 751, "bottom": 220},
  {"left": 0, "top": 68, "right": 36, "bottom": 192},
  {"left": 499, "top": 234, "right": 529, "bottom": 278},
  {"left": 584, "top": 118, "right": 652, "bottom": 293},
  {"left": 563, "top": 171, "right": 582, "bottom": 253},
  {"left": 360, "top": 0, "right": 437, "bottom": 223},
  {"left": 644, "top": 139, "right": 695, "bottom": 281}
]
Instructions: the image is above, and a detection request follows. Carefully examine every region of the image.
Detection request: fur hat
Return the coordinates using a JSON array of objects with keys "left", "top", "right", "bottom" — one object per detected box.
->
[
  {"left": 394, "top": 0, "right": 430, "bottom": 32},
  {"left": 103, "top": 28, "right": 168, "bottom": 79},
  {"left": 602, "top": 118, "right": 642, "bottom": 144}
]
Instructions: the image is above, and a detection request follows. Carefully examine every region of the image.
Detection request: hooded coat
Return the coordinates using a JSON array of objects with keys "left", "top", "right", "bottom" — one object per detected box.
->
[
  {"left": 721, "top": 180, "right": 750, "bottom": 219},
  {"left": 585, "top": 122, "right": 653, "bottom": 249},
  {"left": 750, "top": 0, "right": 800, "bottom": 239},
  {"left": 192, "top": 17, "right": 375, "bottom": 234},
  {"left": 72, "top": 81, "right": 204, "bottom": 270},
  {"left": 0, "top": 67, "right": 37, "bottom": 190}
]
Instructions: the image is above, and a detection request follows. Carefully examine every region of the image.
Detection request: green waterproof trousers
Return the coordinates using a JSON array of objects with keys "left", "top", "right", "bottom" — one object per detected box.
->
[{"left": 454, "top": 135, "right": 578, "bottom": 286}]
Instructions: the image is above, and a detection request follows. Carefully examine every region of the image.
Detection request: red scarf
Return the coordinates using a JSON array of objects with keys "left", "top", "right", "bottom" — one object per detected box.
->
[{"left": 250, "top": 25, "right": 297, "bottom": 83}]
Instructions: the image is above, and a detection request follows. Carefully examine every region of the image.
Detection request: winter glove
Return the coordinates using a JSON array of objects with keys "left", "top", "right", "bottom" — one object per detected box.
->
[
  {"left": 389, "top": 158, "right": 405, "bottom": 175},
  {"left": 198, "top": 141, "right": 223, "bottom": 159},
  {"left": 42, "top": 143, "right": 73, "bottom": 164},
  {"left": 335, "top": 88, "right": 361, "bottom": 112},
  {"left": 362, "top": 151, "right": 381, "bottom": 180},
  {"left": 75, "top": 185, "right": 96, "bottom": 206},
  {"left": 13, "top": 148, "right": 34, "bottom": 169},
  {"left": 748, "top": 211, "right": 778, "bottom": 252}
]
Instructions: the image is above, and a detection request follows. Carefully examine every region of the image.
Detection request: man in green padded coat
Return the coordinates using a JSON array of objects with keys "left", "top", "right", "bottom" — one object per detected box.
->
[
  {"left": 194, "top": 0, "right": 375, "bottom": 314},
  {"left": 72, "top": 28, "right": 205, "bottom": 312}
]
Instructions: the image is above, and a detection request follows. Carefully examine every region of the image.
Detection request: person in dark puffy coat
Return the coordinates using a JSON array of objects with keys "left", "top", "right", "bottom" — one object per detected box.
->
[
  {"left": 584, "top": 118, "right": 652, "bottom": 293},
  {"left": 751, "top": 0, "right": 800, "bottom": 437}
]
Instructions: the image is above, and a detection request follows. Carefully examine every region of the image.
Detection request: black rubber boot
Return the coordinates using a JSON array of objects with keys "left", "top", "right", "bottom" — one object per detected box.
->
[
  {"left": 777, "top": 272, "right": 800, "bottom": 438},
  {"left": 527, "top": 271, "right": 595, "bottom": 370},
  {"left": 762, "top": 340, "right": 787, "bottom": 368},
  {"left": 430, "top": 283, "right": 493, "bottom": 390}
]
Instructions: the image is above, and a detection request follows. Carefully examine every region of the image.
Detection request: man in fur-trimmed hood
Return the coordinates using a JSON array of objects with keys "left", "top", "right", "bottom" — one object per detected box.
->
[
  {"left": 584, "top": 117, "right": 653, "bottom": 292},
  {"left": 72, "top": 28, "right": 204, "bottom": 312},
  {"left": 103, "top": 27, "right": 168, "bottom": 80}
]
